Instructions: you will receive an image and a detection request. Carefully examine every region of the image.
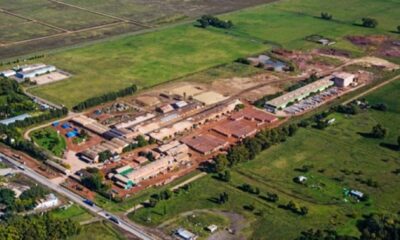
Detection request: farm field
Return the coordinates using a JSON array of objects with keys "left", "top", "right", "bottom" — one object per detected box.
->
[
  {"left": 26, "top": 0, "right": 400, "bottom": 108},
  {"left": 129, "top": 79, "right": 400, "bottom": 239},
  {"left": 28, "top": 24, "right": 266, "bottom": 108},
  {"left": 217, "top": 0, "right": 400, "bottom": 51},
  {"left": 0, "top": 0, "right": 275, "bottom": 59}
]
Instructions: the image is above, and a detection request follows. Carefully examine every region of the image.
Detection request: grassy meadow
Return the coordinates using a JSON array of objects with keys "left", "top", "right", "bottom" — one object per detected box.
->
[
  {"left": 129, "top": 79, "right": 400, "bottom": 239},
  {"left": 27, "top": 0, "right": 400, "bottom": 108},
  {"left": 31, "top": 127, "right": 66, "bottom": 157},
  {"left": 29, "top": 24, "right": 266, "bottom": 108},
  {"left": 69, "top": 221, "right": 127, "bottom": 240}
]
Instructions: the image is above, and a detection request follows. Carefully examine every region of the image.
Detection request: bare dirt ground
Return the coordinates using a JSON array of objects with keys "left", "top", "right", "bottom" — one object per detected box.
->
[
  {"left": 157, "top": 209, "right": 247, "bottom": 240},
  {"left": 208, "top": 211, "right": 247, "bottom": 240},
  {"left": 347, "top": 35, "right": 400, "bottom": 58}
]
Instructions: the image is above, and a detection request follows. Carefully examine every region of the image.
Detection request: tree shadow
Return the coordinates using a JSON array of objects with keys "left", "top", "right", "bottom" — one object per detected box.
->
[
  {"left": 357, "top": 132, "right": 375, "bottom": 138},
  {"left": 207, "top": 197, "right": 220, "bottom": 204},
  {"left": 379, "top": 142, "right": 399, "bottom": 151}
]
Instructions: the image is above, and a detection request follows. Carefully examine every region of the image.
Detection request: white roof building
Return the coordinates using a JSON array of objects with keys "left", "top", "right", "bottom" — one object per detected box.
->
[
  {"left": 0, "top": 70, "right": 16, "bottom": 78},
  {"left": 175, "top": 228, "right": 197, "bottom": 240},
  {"left": 332, "top": 72, "right": 355, "bottom": 87}
]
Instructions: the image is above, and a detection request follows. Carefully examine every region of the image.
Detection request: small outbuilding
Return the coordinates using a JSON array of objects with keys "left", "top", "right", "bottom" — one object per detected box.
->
[
  {"left": 206, "top": 224, "right": 218, "bottom": 233},
  {"left": 175, "top": 228, "right": 197, "bottom": 240}
]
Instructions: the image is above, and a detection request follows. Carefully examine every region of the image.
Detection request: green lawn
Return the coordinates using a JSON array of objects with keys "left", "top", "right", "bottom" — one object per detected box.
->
[
  {"left": 27, "top": 0, "right": 400, "bottom": 108},
  {"left": 50, "top": 204, "right": 93, "bottom": 222},
  {"left": 69, "top": 221, "right": 127, "bottom": 240},
  {"left": 31, "top": 127, "right": 67, "bottom": 157},
  {"left": 129, "top": 79, "right": 400, "bottom": 239}
]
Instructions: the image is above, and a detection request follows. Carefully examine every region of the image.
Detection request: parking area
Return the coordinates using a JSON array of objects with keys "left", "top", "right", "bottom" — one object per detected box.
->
[{"left": 284, "top": 87, "right": 345, "bottom": 115}]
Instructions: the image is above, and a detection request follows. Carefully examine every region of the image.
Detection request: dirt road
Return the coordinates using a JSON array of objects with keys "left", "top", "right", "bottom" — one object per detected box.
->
[{"left": 343, "top": 74, "right": 400, "bottom": 105}]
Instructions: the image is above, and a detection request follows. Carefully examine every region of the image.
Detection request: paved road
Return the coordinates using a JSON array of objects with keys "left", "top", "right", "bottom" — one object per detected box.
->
[{"left": 0, "top": 152, "right": 157, "bottom": 240}]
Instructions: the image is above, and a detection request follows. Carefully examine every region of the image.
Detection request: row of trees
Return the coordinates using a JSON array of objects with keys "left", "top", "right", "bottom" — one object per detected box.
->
[
  {"left": 296, "top": 213, "right": 400, "bottom": 240},
  {"left": 8, "top": 107, "right": 68, "bottom": 129},
  {"left": 318, "top": 12, "right": 400, "bottom": 32},
  {"left": 196, "top": 15, "right": 233, "bottom": 29},
  {"left": 73, "top": 85, "right": 137, "bottom": 112},
  {"left": 281, "top": 200, "right": 309, "bottom": 216},
  {"left": 213, "top": 123, "right": 299, "bottom": 172},
  {"left": 0, "top": 214, "right": 81, "bottom": 240},
  {"left": 0, "top": 78, "right": 36, "bottom": 120}
]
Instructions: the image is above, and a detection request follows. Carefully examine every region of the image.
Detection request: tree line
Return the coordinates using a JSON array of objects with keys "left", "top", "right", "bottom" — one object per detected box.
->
[
  {"left": 73, "top": 85, "right": 137, "bottom": 112},
  {"left": 213, "top": 123, "right": 298, "bottom": 172},
  {"left": 296, "top": 213, "right": 400, "bottom": 240},
  {"left": 196, "top": 15, "right": 233, "bottom": 29}
]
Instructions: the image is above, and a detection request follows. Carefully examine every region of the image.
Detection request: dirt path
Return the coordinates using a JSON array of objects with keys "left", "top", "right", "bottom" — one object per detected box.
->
[
  {"left": 170, "top": 172, "right": 207, "bottom": 191},
  {"left": 343, "top": 74, "right": 400, "bottom": 105},
  {"left": 1, "top": 22, "right": 125, "bottom": 47},
  {"left": 0, "top": 8, "right": 68, "bottom": 32},
  {"left": 49, "top": 0, "right": 152, "bottom": 28}
]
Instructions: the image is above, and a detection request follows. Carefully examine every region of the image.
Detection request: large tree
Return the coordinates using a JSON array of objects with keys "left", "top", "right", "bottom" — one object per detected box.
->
[{"left": 0, "top": 188, "right": 16, "bottom": 210}]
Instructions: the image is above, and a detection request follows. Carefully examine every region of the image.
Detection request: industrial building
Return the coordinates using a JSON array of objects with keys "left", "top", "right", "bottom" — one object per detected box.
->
[
  {"left": 114, "top": 113, "right": 156, "bottom": 129},
  {"left": 265, "top": 78, "right": 334, "bottom": 112},
  {"left": 0, "top": 70, "right": 16, "bottom": 78},
  {"left": 80, "top": 137, "right": 129, "bottom": 163},
  {"left": 126, "top": 156, "right": 175, "bottom": 183},
  {"left": 149, "top": 121, "right": 193, "bottom": 142},
  {"left": 190, "top": 99, "right": 241, "bottom": 125},
  {"left": 229, "top": 107, "right": 278, "bottom": 124},
  {"left": 331, "top": 72, "right": 355, "bottom": 87},
  {"left": 182, "top": 134, "right": 229, "bottom": 155},
  {"left": 45, "top": 160, "right": 70, "bottom": 175},
  {"left": 212, "top": 120, "right": 257, "bottom": 139},
  {"left": 0, "top": 113, "right": 31, "bottom": 126},
  {"left": 15, "top": 64, "right": 56, "bottom": 79},
  {"left": 71, "top": 115, "right": 110, "bottom": 135}
]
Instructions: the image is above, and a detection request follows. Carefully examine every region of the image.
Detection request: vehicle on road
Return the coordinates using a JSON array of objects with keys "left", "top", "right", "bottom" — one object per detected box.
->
[
  {"left": 108, "top": 216, "right": 120, "bottom": 224},
  {"left": 18, "top": 165, "right": 25, "bottom": 171},
  {"left": 83, "top": 199, "right": 95, "bottom": 206}
]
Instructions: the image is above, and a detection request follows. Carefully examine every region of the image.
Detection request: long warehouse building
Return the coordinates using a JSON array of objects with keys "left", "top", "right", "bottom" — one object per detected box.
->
[{"left": 265, "top": 78, "right": 334, "bottom": 112}]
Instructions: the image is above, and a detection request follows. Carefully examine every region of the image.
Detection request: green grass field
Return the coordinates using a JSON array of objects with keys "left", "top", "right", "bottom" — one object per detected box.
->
[
  {"left": 69, "top": 221, "right": 127, "bottom": 240},
  {"left": 31, "top": 127, "right": 66, "bottom": 157},
  {"left": 129, "top": 79, "right": 400, "bottom": 239},
  {"left": 29, "top": 24, "right": 266, "bottom": 108},
  {"left": 51, "top": 204, "right": 93, "bottom": 223},
  {"left": 27, "top": 0, "right": 400, "bottom": 108}
]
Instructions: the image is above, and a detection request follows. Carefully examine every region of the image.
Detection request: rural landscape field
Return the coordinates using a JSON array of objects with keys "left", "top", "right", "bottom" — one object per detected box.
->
[
  {"left": 0, "top": 0, "right": 399, "bottom": 240},
  {"left": 19, "top": 0, "right": 400, "bottom": 108}
]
